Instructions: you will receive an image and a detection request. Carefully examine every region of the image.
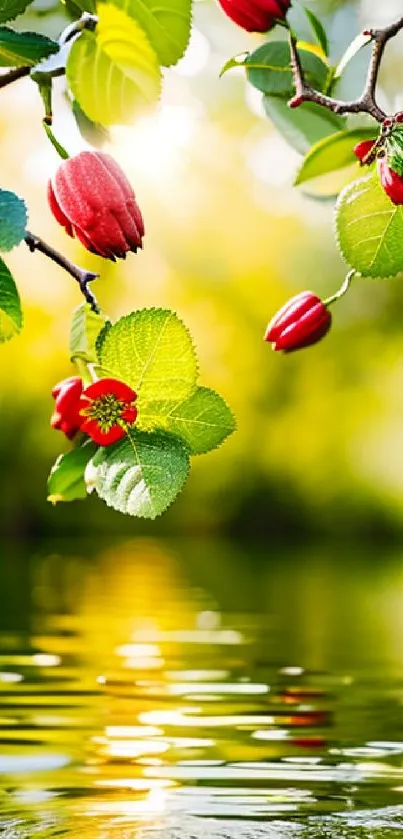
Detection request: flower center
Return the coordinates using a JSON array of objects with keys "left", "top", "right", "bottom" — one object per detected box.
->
[{"left": 86, "top": 394, "right": 129, "bottom": 432}]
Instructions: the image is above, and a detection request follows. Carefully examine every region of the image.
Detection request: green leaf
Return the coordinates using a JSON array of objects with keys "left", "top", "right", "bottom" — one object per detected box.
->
[
  {"left": 336, "top": 173, "right": 403, "bottom": 278},
  {"left": 220, "top": 52, "right": 248, "bottom": 78},
  {"left": 96, "top": 308, "right": 198, "bottom": 408},
  {"left": 334, "top": 31, "right": 371, "bottom": 82},
  {"left": 303, "top": 8, "right": 329, "bottom": 57},
  {"left": 0, "top": 27, "right": 58, "bottom": 67},
  {"left": 72, "top": 99, "right": 110, "bottom": 148},
  {"left": 86, "top": 429, "right": 190, "bottom": 518},
  {"left": 0, "top": 189, "right": 27, "bottom": 251},
  {"left": 0, "top": 256, "right": 22, "bottom": 342},
  {"left": 295, "top": 127, "right": 378, "bottom": 187},
  {"left": 65, "top": 0, "right": 96, "bottom": 13},
  {"left": 246, "top": 42, "right": 329, "bottom": 98},
  {"left": 70, "top": 303, "right": 108, "bottom": 364},
  {"left": 0, "top": 0, "right": 34, "bottom": 24},
  {"left": 138, "top": 386, "right": 236, "bottom": 454},
  {"left": 66, "top": 3, "right": 161, "bottom": 126},
  {"left": 111, "top": 0, "right": 191, "bottom": 67},
  {"left": 47, "top": 442, "right": 97, "bottom": 504},
  {"left": 263, "top": 96, "right": 345, "bottom": 155}
]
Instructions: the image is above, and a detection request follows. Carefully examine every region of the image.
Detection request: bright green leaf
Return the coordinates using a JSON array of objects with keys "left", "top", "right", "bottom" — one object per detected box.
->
[
  {"left": 86, "top": 429, "right": 190, "bottom": 518},
  {"left": 70, "top": 303, "right": 108, "bottom": 364},
  {"left": 47, "top": 442, "right": 97, "bottom": 504},
  {"left": 246, "top": 42, "right": 329, "bottom": 98},
  {"left": 295, "top": 127, "right": 378, "bottom": 187},
  {"left": 0, "top": 189, "right": 27, "bottom": 252},
  {"left": 220, "top": 52, "right": 248, "bottom": 78},
  {"left": 334, "top": 31, "right": 371, "bottom": 81},
  {"left": 96, "top": 308, "right": 198, "bottom": 407},
  {"left": 303, "top": 8, "right": 329, "bottom": 57},
  {"left": 263, "top": 96, "right": 345, "bottom": 155},
  {"left": 0, "top": 27, "right": 58, "bottom": 67},
  {"left": 0, "top": 0, "right": 33, "bottom": 24},
  {"left": 138, "top": 386, "right": 236, "bottom": 454},
  {"left": 0, "top": 256, "right": 22, "bottom": 342},
  {"left": 111, "top": 0, "right": 191, "bottom": 67},
  {"left": 66, "top": 4, "right": 161, "bottom": 126},
  {"left": 336, "top": 173, "right": 403, "bottom": 278}
]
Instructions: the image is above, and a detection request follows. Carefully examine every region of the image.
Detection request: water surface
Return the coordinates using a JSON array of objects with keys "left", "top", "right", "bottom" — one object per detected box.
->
[{"left": 0, "top": 538, "right": 402, "bottom": 837}]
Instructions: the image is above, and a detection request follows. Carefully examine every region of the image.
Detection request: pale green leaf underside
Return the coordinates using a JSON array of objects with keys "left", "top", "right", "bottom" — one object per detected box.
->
[
  {"left": 47, "top": 442, "right": 97, "bottom": 503},
  {"left": 138, "top": 386, "right": 236, "bottom": 454},
  {"left": 263, "top": 96, "right": 345, "bottom": 155},
  {"left": 0, "top": 27, "right": 58, "bottom": 67},
  {"left": 0, "top": 189, "right": 27, "bottom": 252},
  {"left": 113, "top": 0, "right": 191, "bottom": 67},
  {"left": 0, "top": 255, "right": 22, "bottom": 342},
  {"left": 70, "top": 303, "right": 108, "bottom": 363},
  {"left": 295, "top": 127, "right": 378, "bottom": 187},
  {"left": 97, "top": 307, "right": 198, "bottom": 407},
  {"left": 87, "top": 429, "right": 190, "bottom": 518},
  {"left": 66, "top": 3, "right": 161, "bottom": 126},
  {"left": 0, "top": 0, "right": 33, "bottom": 24},
  {"left": 336, "top": 173, "right": 403, "bottom": 278}
]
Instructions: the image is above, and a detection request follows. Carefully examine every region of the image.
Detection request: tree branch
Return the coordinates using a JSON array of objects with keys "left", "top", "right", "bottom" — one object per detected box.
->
[
  {"left": 24, "top": 231, "right": 101, "bottom": 314},
  {"left": 0, "top": 66, "right": 30, "bottom": 90},
  {"left": 288, "top": 16, "right": 403, "bottom": 123}
]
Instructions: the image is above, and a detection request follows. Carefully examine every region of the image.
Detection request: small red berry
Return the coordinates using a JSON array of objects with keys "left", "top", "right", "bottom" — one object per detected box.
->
[
  {"left": 51, "top": 376, "right": 84, "bottom": 440},
  {"left": 378, "top": 159, "right": 403, "bottom": 205},
  {"left": 265, "top": 291, "right": 331, "bottom": 353},
  {"left": 48, "top": 152, "right": 144, "bottom": 261},
  {"left": 353, "top": 139, "right": 375, "bottom": 164},
  {"left": 216, "top": 0, "right": 291, "bottom": 33}
]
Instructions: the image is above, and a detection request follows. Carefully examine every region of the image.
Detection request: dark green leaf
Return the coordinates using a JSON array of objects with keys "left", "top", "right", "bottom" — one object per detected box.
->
[
  {"left": 48, "top": 442, "right": 97, "bottom": 504},
  {"left": 87, "top": 429, "right": 190, "bottom": 518},
  {"left": 0, "top": 27, "right": 58, "bottom": 67},
  {"left": 0, "top": 189, "right": 27, "bottom": 251},
  {"left": 246, "top": 42, "right": 329, "bottom": 98},
  {"left": 263, "top": 96, "right": 345, "bottom": 154},
  {"left": 303, "top": 8, "right": 329, "bottom": 57},
  {"left": 0, "top": 256, "right": 22, "bottom": 342},
  {"left": 0, "top": 0, "right": 34, "bottom": 24}
]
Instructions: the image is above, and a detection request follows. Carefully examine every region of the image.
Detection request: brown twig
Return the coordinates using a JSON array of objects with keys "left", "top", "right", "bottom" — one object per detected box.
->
[
  {"left": 288, "top": 15, "right": 403, "bottom": 123},
  {"left": 24, "top": 231, "right": 101, "bottom": 313},
  {"left": 0, "top": 66, "right": 30, "bottom": 90}
]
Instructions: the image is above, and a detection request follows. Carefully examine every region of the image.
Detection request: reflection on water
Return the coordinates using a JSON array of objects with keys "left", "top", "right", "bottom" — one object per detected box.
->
[{"left": 0, "top": 539, "right": 402, "bottom": 836}]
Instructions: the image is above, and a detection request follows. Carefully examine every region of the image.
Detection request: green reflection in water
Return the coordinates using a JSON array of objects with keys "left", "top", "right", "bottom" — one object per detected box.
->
[{"left": 0, "top": 539, "right": 402, "bottom": 837}]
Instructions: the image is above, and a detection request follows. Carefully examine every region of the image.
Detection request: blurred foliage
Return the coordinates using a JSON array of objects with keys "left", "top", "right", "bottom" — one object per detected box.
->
[{"left": 2, "top": 0, "right": 403, "bottom": 538}]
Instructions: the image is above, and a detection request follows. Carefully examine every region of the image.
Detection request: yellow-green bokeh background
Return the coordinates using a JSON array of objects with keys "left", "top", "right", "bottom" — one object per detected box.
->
[{"left": 2, "top": 0, "right": 403, "bottom": 538}]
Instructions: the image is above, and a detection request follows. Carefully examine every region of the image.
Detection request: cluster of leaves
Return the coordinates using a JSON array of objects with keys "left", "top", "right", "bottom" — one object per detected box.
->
[
  {"left": 222, "top": 9, "right": 403, "bottom": 281},
  {"left": 48, "top": 304, "right": 236, "bottom": 518},
  {"left": 1, "top": 0, "right": 191, "bottom": 131},
  {"left": 0, "top": 190, "right": 26, "bottom": 343}
]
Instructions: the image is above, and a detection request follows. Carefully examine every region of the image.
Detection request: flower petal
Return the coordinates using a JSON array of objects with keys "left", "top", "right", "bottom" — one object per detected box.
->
[
  {"left": 81, "top": 417, "right": 126, "bottom": 446},
  {"left": 83, "top": 377, "right": 137, "bottom": 402}
]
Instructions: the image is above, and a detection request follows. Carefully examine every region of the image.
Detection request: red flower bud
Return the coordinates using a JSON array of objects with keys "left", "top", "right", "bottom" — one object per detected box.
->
[
  {"left": 265, "top": 291, "right": 331, "bottom": 352},
  {"left": 353, "top": 139, "right": 375, "bottom": 164},
  {"left": 79, "top": 377, "right": 138, "bottom": 446},
  {"left": 216, "top": 0, "right": 291, "bottom": 33},
  {"left": 378, "top": 158, "right": 403, "bottom": 205},
  {"left": 51, "top": 376, "right": 84, "bottom": 440},
  {"left": 48, "top": 152, "right": 144, "bottom": 261}
]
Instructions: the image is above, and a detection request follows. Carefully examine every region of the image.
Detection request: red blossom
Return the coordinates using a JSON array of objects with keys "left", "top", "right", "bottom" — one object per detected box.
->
[
  {"left": 51, "top": 376, "right": 84, "bottom": 439},
  {"left": 216, "top": 0, "right": 291, "bottom": 33},
  {"left": 353, "top": 139, "right": 375, "bottom": 164},
  {"left": 265, "top": 291, "right": 331, "bottom": 352},
  {"left": 79, "top": 377, "right": 138, "bottom": 446},
  {"left": 378, "top": 158, "right": 403, "bottom": 205},
  {"left": 48, "top": 152, "right": 144, "bottom": 260}
]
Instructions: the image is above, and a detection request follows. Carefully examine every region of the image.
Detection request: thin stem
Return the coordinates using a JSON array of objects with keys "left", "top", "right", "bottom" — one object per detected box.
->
[
  {"left": 288, "top": 15, "right": 403, "bottom": 123},
  {"left": 0, "top": 66, "right": 30, "bottom": 90},
  {"left": 324, "top": 270, "right": 356, "bottom": 307},
  {"left": 24, "top": 231, "right": 101, "bottom": 313}
]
